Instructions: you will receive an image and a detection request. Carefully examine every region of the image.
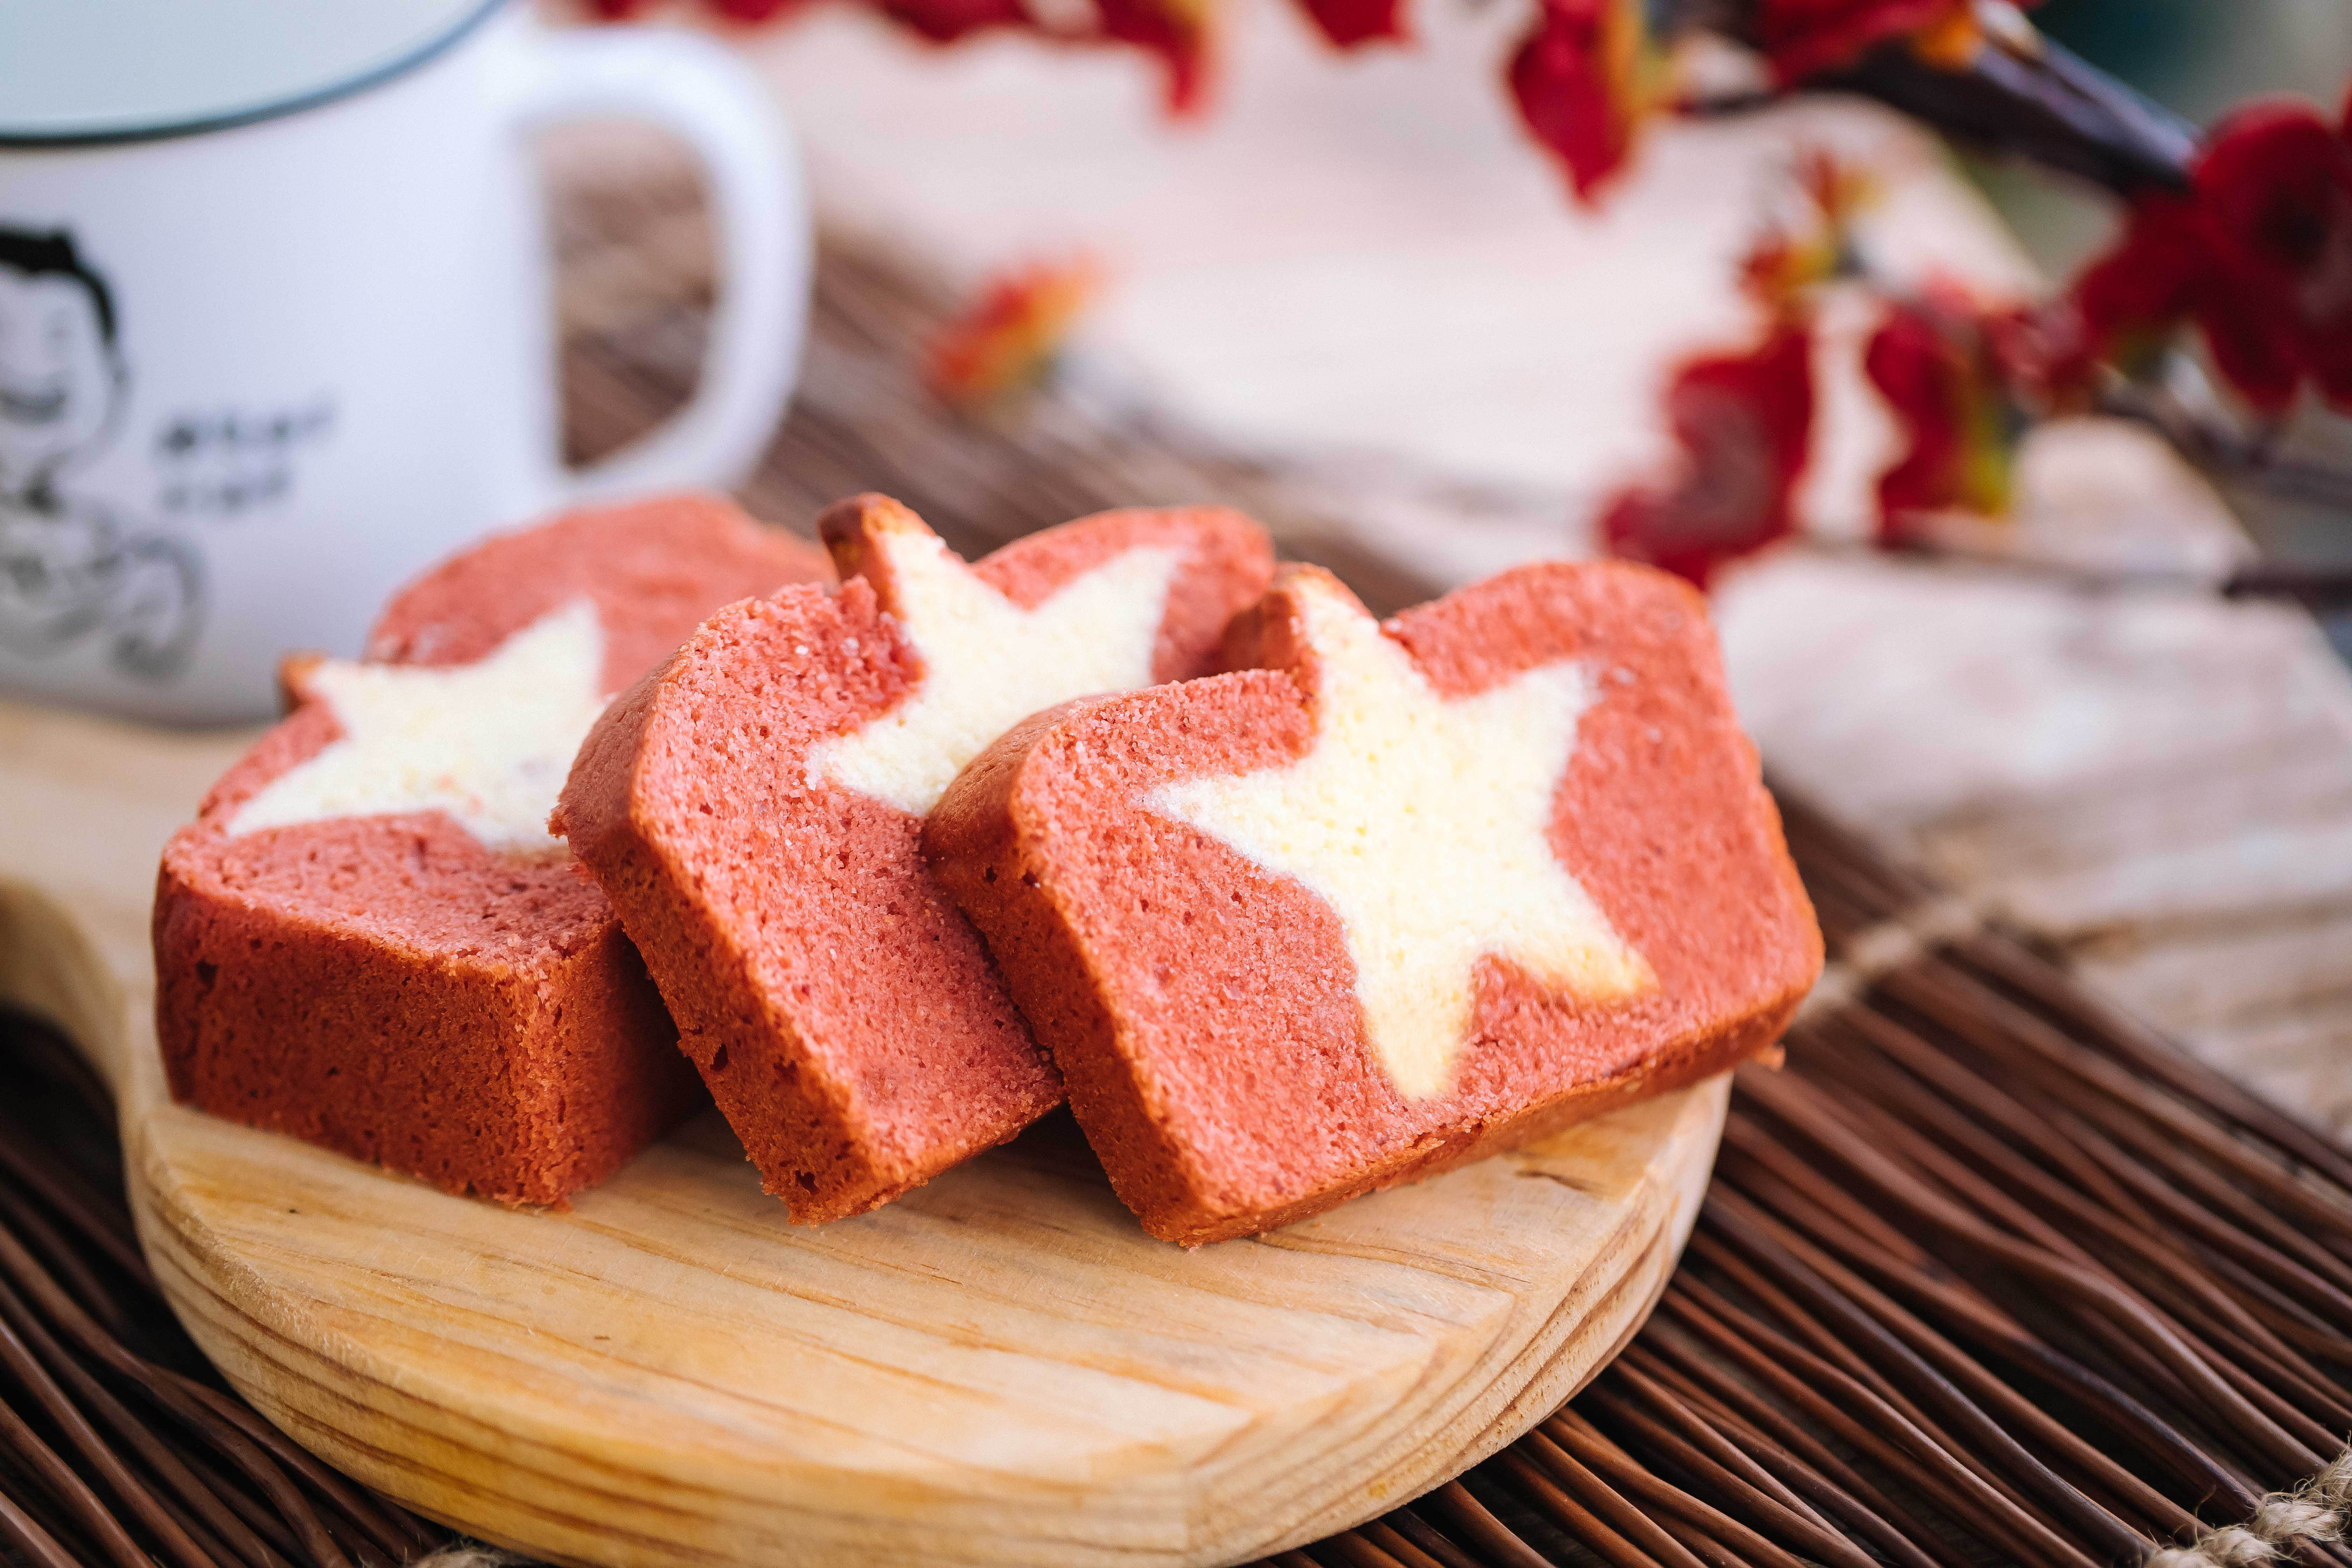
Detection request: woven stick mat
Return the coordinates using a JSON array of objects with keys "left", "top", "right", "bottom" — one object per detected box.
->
[
  {"left": 7, "top": 147, "right": 2352, "bottom": 1568},
  {"left": 6, "top": 801, "right": 2350, "bottom": 1568}
]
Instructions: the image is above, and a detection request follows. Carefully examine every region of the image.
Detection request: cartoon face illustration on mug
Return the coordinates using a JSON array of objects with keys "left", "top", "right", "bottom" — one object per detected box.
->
[{"left": 0, "top": 226, "right": 202, "bottom": 680}]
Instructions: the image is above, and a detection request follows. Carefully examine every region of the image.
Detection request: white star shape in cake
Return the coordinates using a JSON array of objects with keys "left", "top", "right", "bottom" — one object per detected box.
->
[
  {"left": 227, "top": 600, "right": 610, "bottom": 855},
  {"left": 808, "top": 523, "right": 1183, "bottom": 815},
  {"left": 1146, "top": 572, "right": 1653, "bottom": 1100}
]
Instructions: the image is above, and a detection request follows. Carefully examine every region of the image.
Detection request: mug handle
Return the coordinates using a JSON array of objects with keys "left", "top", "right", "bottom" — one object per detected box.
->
[{"left": 503, "top": 27, "right": 809, "bottom": 503}]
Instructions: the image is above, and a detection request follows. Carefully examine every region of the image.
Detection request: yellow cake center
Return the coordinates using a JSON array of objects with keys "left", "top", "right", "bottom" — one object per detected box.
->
[
  {"left": 1146, "top": 575, "right": 1652, "bottom": 1099},
  {"left": 227, "top": 600, "right": 608, "bottom": 856},
  {"left": 808, "top": 524, "right": 1182, "bottom": 815}
]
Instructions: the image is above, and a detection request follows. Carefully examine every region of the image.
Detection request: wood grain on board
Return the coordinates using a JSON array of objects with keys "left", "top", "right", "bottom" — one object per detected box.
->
[{"left": 0, "top": 693, "right": 1726, "bottom": 1568}]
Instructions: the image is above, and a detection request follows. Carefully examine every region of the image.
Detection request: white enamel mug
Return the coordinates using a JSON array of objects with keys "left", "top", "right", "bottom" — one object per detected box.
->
[{"left": 0, "top": 0, "right": 808, "bottom": 722}]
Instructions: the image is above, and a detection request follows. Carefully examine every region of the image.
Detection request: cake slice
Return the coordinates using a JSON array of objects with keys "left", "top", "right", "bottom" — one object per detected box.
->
[
  {"left": 554, "top": 493, "right": 1274, "bottom": 1222},
  {"left": 926, "top": 560, "right": 1822, "bottom": 1245},
  {"left": 154, "top": 495, "right": 831, "bottom": 1205}
]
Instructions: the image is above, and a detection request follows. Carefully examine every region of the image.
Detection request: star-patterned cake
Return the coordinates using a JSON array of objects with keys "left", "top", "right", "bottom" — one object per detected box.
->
[
  {"left": 153, "top": 495, "right": 832, "bottom": 1205},
  {"left": 553, "top": 493, "right": 1274, "bottom": 1222},
  {"left": 927, "top": 560, "right": 1821, "bottom": 1245},
  {"left": 156, "top": 484, "right": 1810, "bottom": 1244}
]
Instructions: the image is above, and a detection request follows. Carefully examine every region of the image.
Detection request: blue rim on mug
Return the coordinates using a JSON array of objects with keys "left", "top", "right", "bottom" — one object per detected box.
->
[{"left": 0, "top": 0, "right": 510, "bottom": 148}]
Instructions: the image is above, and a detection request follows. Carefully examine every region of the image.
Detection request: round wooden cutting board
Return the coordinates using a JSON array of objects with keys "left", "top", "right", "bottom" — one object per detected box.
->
[{"left": 0, "top": 696, "right": 1728, "bottom": 1568}]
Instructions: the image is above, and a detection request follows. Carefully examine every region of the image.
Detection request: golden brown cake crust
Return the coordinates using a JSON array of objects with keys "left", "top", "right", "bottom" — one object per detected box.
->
[
  {"left": 926, "top": 560, "right": 1822, "bottom": 1246},
  {"left": 154, "top": 494, "right": 830, "bottom": 1205},
  {"left": 554, "top": 495, "right": 1276, "bottom": 1222}
]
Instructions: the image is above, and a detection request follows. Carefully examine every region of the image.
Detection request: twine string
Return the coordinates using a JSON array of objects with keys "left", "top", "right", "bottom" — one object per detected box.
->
[
  {"left": 1795, "top": 891, "right": 1987, "bottom": 1024},
  {"left": 2150, "top": 1448, "right": 2352, "bottom": 1565}
]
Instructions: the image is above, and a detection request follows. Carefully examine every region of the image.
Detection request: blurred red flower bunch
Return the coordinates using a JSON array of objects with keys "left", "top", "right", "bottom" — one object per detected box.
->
[
  {"left": 589, "top": 0, "right": 1398, "bottom": 113},
  {"left": 592, "top": 0, "right": 2350, "bottom": 590},
  {"left": 593, "top": 0, "right": 2018, "bottom": 164},
  {"left": 1597, "top": 326, "right": 1814, "bottom": 588},
  {"left": 2072, "top": 91, "right": 2352, "bottom": 416},
  {"left": 1600, "top": 151, "right": 1842, "bottom": 586},
  {"left": 1600, "top": 148, "right": 2074, "bottom": 583},
  {"left": 1606, "top": 78, "right": 2352, "bottom": 588},
  {"left": 1863, "top": 286, "right": 2042, "bottom": 541},
  {"left": 1506, "top": 0, "right": 1661, "bottom": 202},
  {"left": 1509, "top": 0, "right": 2037, "bottom": 202}
]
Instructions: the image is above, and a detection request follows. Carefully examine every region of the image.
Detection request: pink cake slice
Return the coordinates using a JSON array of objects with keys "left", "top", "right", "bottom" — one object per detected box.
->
[
  {"left": 927, "top": 560, "right": 1822, "bottom": 1244},
  {"left": 555, "top": 493, "right": 1275, "bottom": 1221},
  {"left": 153, "top": 495, "right": 831, "bottom": 1204}
]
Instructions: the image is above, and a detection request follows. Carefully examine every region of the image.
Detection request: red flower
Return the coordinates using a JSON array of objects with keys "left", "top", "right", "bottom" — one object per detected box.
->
[
  {"left": 2068, "top": 197, "right": 2203, "bottom": 372},
  {"left": 1095, "top": 0, "right": 1217, "bottom": 113},
  {"left": 1506, "top": 0, "right": 1657, "bottom": 203},
  {"left": 1293, "top": 0, "right": 1406, "bottom": 49},
  {"left": 926, "top": 256, "right": 1107, "bottom": 405},
  {"left": 1864, "top": 289, "right": 2027, "bottom": 539},
  {"left": 874, "top": 0, "right": 1027, "bottom": 41},
  {"left": 1754, "top": 0, "right": 2042, "bottom": 83},
  {"left": 1598, "top": 324, "right": 1815, "bottom": 588},
  {"left": 1753, "top": 0, "right": 1966, "bottom": 83},
  {"left": 2073, "top": 92, "right": 2352, "bottom": 413}
]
